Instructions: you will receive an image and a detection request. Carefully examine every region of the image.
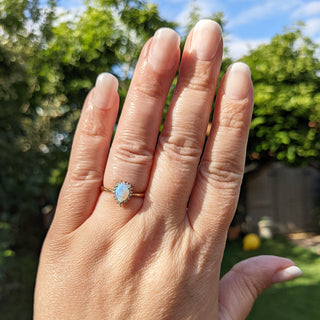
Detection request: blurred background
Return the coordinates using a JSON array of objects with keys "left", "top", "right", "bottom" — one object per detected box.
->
[{"left": 0, "top": 0, "right": 320, "bottom": 319}]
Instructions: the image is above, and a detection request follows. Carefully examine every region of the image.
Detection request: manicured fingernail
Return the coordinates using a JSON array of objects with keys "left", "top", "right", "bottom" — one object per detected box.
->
[
  {"left": 225, "top": 62, "right": 251, "bottom": 100},
  {"left": 148, "top": 28, "right": 180, "bottom": 71},
  {"left": 93, "top": 73, "right": 118, "bottom": 109},
  {"left": 191, "top": 19, "right": 222, "bottom": 61},
  {"left": 272, "top": 266, "right": 303, "bottom": 284}
]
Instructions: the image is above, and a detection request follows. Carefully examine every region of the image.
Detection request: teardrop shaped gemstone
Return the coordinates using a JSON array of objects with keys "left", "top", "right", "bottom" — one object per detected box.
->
[{"left": 115, "top": 183, "right": 130, "bottom": 205}]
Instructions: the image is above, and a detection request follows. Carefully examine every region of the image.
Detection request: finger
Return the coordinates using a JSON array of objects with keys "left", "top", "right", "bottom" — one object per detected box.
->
[
  {"left": 188, "top": 62, "right": 254, "bottom": 239},
  {"left": 53, "top": 73, "right": 119, "bottom": 234},
  {"left": 146, "top": 20, "right": 222, "bottom": 224},
  {"left": 94, "top": 28, "right": 180, "bottom": 224},
  {"left": 219, "top": 256, "right": 302, "bottom": 320}
]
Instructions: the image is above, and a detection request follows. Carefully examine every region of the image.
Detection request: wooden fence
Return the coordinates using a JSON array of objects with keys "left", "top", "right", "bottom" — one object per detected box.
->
[{"left": 244, "top": 162, "right": 320, "bottom": 234}]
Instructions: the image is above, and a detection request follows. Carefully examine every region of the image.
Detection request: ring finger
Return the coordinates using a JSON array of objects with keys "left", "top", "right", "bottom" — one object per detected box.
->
[{"left": 93, "top": 28, "right": 181, "bottom": 226}]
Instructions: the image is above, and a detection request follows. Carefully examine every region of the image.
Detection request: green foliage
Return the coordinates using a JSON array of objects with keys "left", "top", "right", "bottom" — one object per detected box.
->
[
  {"left": 38, "top": 0, "right": 175, "bottom": 186},
  {"left": 0, "top": 3, "right": 56, "bottom": 313},
  {"left": 0, "top": 222, "right": 15, "bottom": 287},
  {"left": 0, "top": 0, "right": 54, "bottom": 249},
  {"left": 183, "top": 0, "right": 226, "bottom": 35},
  {"left": 0, "top": 251, "right": 37, "bottom": 319},
  {"left": 1, "top": 0, "right": 175, "bottom": 226},
  {"left": 0, "top": 0, "right": 174, "bottom": 315},
  {"left": 243, "top": 28, "right": 320, "bottom": 166}
]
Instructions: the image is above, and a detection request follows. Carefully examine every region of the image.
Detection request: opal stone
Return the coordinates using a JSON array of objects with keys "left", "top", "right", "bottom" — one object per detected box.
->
[{"left": 115, "top": 183, "right": 130, "bottom": 204}]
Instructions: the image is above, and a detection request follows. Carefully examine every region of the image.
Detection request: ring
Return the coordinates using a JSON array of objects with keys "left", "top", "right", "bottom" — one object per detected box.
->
[{"left": 100, "top": 181, "right": 145, "bottom": 207}]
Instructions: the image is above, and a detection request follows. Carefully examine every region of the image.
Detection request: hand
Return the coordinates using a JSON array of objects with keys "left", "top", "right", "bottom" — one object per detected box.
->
[{"left": 34, "top": 20, "right": 302, "bottom": 319}]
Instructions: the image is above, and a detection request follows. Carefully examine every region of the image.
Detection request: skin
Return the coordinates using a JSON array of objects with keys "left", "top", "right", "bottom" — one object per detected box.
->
[{"left": 34, "top": 20, "right": 301, "bottom": 320}]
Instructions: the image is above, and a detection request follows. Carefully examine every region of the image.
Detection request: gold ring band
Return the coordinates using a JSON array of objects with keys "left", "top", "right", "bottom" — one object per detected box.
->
[{"left": 100, "top": 181, "right": 145, "bottom": 207}]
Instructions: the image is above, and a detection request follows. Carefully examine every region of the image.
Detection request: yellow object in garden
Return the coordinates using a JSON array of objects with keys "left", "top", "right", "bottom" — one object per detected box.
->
[{"left": 243, "top": 233, "right": 261, "bottom": 251}]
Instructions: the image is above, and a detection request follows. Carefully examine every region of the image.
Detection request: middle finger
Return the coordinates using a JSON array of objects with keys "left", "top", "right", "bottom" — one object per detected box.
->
[{"left": 146, "top": 20, "right": 223, "bottom": 225}]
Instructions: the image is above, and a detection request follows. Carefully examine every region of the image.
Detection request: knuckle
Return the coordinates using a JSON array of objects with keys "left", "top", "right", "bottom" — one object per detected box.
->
[
  {"left": 158, "top": 134, "right": 203, "bottom": 164},
  {"left": 177, "top": 61, "right": 217, "bottom": 94},
  {"left": 132, "top": 77, "right": 166, "bottom": 101},
  {"left": 230, "top": 267, "right": 261, "bottom": 300},
  {"left": 69, "top": 163, "right": 103, "bottom": 183},
  {"left": 199, "top": 160, "right": 243, "bottom": 191},
  {"left": 79, "top": 124, "right": 108, "bottom": 139},
  {"left": 79, "top": 107, "right": 109, "bottom": 139},
  {"left": 219, "top": 96, "right": 251, "bottom": 129},
  {"left": 178, "top": 73, "right": 213, "bottom": 95},
  {"left": 217, "top": 116, "right": 247, "bottom": 131},
  {"left": 112, "top": 138, "right": 154, "bottom": 166}
]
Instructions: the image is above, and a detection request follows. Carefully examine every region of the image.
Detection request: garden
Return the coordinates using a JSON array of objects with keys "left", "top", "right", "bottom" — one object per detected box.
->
[{"left": 1, "top": 0, "right": 320, "bottom": 319}]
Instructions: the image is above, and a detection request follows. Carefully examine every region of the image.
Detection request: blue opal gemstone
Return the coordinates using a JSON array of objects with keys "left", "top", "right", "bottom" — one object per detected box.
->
[{"left": 115, "top": 183, "right": 130, "bottom": 204}]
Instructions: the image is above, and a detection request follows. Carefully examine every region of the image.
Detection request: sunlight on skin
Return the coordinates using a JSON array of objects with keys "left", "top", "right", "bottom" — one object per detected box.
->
[{"left": 34, "top": 20, "right": 302, "bottom": 320}]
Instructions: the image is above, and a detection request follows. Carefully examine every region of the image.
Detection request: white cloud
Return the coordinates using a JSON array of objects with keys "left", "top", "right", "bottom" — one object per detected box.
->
[
  {"left": 175, "top": 4, "right": 192, "bottom": 26},
  {"left": 175, "top": 0, "right": 224, "bottom": 27},
  {"left": 304, "top": 18, "right": 320, "bottom": 37},
  {"left": 54, "top": 6, "right": 85, "bottom": 26},
  {"left": 292, "top": 1, "right": 320, "bottom": 18},
  {"left": 159, "top": 0, "right": 190, "bottom": 3},
  {"left": 225, "top": 35, "right": 269, "bottom": 60},
  {"left": 228, "top": 0, "right": 302, "bottom": 28}
]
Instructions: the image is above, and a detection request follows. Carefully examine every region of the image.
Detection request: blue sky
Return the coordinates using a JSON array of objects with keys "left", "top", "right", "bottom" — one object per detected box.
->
[{"left": 57, "top": 0, "right": 320, "bottom": 59}]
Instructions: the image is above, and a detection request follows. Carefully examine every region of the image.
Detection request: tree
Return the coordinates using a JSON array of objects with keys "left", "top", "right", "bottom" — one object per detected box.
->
[
  {"left": 0, "top": 0, "right": 58, "bottom": 315},
  {"left": 0, "top": 0, "right": 176, "bottom": 317},
  {"left": 36, "top": 0, "right": 177, "bottom": 185},
  {"left": 243, "top": 28, "right": 320, "bottom": 167}
]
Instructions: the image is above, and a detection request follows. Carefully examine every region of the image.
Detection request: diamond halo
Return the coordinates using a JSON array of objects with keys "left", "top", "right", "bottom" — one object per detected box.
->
[{"left": 112, "top": 181, "right": 133, "bottom": 207}]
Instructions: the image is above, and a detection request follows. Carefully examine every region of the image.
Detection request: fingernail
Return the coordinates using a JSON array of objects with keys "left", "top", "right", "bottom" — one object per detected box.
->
[
  {"left": 93, "top": 73, "right": 118, "bottom": 109},
  {"left": 225, "top": 62, "right": 251, "bottom": 100},
  {"left": 272, "top": 266, "right": 303, "bottom": 284},
  {"left": 191, "top": 19, "right": 222, "bottom": 61},
  {"left": 148, "top": 28, "right": 180, "bottom": 71}
]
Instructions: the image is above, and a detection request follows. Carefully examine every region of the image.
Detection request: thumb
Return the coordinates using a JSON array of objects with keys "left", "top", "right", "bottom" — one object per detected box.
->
[{"left": 218, "top": 255, "right": 302, "bottom": 320}]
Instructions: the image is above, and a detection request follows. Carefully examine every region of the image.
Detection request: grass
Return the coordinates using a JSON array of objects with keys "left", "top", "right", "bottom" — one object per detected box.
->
[{"left": 221, "top": 236, "right": 320, "bottom": 320}]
